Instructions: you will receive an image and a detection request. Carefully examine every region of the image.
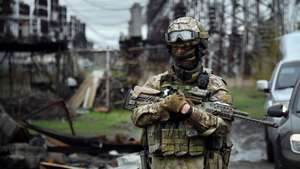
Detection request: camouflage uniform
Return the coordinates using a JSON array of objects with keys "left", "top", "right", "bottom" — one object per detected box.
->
[
  {"left": 131, "top": 16, "right": 233, "bottom": 169},
  {"left": 131, "top": 68, "right": 232, "bottom": 169}
]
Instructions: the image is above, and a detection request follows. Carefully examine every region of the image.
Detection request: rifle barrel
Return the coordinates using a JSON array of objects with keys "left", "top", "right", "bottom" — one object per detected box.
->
[
  {"left": 233, "top": 114, "right": 278, "bottom": 128},
  {"left": 233, "top": 110, "right": 249, "bottom": 116}
]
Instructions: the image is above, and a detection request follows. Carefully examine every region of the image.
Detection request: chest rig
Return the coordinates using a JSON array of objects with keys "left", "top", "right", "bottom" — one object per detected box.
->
[
  {"left": 160, "top": 70, "right": 211, "bottom": 103},
  {"left": 147, "top": 71, "right": 212, "bottom": 157}
]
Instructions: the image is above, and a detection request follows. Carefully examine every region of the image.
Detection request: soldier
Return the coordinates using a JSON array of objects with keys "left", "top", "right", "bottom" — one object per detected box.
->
[{"left": 131, "top": 17, "right": 233, "bottom": 169}]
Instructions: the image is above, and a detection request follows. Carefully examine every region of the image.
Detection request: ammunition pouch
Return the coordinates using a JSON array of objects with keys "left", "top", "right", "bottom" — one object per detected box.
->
[
  {"left": 147, "top": 124, "right": 161, "bottom": 154},
  {"left": 188, "top": 137, "right": 205, "bottom": 156},
  {"left": 161, "top": 124, "right": 175, "bottom": 156},
  {"left": 174, "top": 128, "right": 189, "bottom": 156},
  {"left": 147, "top": 122, "right": 205, "bottom": 157}
]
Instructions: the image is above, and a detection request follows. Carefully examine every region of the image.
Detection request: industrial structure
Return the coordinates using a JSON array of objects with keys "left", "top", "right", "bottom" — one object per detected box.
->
[
  {"left": 0, "top": 0, "right": 91, "bottom": 99},
  {"left": 0, "top": 0, "right": 88, "bottom": 48},
  {"left": 121, "top": 0, "right": 300, "bottom": 77}
]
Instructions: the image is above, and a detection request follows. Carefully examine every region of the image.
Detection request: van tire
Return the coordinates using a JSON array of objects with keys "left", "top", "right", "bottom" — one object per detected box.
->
[{"left": 265, "top": 127, "right": 274, "bottom": 162}]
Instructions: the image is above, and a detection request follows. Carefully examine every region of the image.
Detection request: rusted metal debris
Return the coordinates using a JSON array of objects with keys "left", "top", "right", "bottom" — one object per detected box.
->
[
  {"left": 22, "top": 121, "right": 142, "bottom": 154},
  {"left": 0, "top": 101, "right": 142, "bottom": 169},
  {"left": 0, "top": 104, "right": 30, "bottom": 145},
  {"left": 23, "top": 100, "right": 76, "bottom": 136}
]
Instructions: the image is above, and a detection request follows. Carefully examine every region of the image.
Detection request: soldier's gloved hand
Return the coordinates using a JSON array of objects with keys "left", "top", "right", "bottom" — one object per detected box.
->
[{"left": 159, "top": 92, "right": 189, "bottom": 113}]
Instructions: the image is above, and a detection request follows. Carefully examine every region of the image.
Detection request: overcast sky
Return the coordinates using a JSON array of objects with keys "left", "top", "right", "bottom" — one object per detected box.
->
[
  {"left": 27, "top": 0, "right": 148, "bottom": 49},
  {"left": 61, "top": 0, "right": 149, "bottom": 49}
]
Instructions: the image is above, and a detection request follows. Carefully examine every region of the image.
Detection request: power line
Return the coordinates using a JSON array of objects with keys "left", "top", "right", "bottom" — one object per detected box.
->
[
  {"left": 93, "top": 22, "right": 128, "bottom": 27},
  {"left": 82, "top": 0, "right": 131, "bottom": 11},
  {"left": 64, "top": 0, "right": 121, "bottom": 41}
]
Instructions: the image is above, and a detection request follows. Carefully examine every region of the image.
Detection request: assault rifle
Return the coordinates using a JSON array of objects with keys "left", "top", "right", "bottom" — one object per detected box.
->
[{"left": 124, "top": 86, "right": 278, "bottom": 128}]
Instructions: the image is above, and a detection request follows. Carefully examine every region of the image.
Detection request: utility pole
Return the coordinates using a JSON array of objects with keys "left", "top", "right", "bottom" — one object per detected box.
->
[
  {"left": 105, "top": 46, "right": 111, "bottom": 110},
  {"left": 8, "top": 52, "right": 13, "bottom": 97},
  {"left": 55, "top": 52, "right": 61, "bottom": 90}
]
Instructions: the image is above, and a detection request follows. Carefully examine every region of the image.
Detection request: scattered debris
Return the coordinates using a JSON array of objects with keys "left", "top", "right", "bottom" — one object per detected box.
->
[
  {"left": 0, "top": 102, "right": 143, "bottom": 169},
  {"left": 40, "top": 162, "right": 85, "bottom": 169},
  {"left": 94, "top": 106, "right": 110, "bottom": 113},
  {"left": 115, "top": 153, "right": 141, "bottom": 169},
  {"left": 0, "top": 143, "right": 48, "bottom": 169},
  {"left": 0, "top": 104, "right": 30, "bottom": 145}
]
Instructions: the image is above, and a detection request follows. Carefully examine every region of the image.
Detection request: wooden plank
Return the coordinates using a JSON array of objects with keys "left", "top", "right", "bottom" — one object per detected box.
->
[
  {"left": 40, "top": 162, "right": 85, "bottom": 169},
  {"left": 68, "top": 76, "right": 93, "bottom": 109},
  {"left": 82, "top": 87, "right": 91, "bottom": 109},
  {"left": 85, "top": 77, "right": 102, "bottom": 109}
]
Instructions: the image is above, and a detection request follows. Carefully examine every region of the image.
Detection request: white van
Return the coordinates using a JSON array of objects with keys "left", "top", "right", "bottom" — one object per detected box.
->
[
  {"left": 256, "top": 31, "right": 300, "bottom": 164},
  {"left": 280, "top": 31, "right": 300, "bottom": 60},
  {"left": 257, "top": 59, "right": 300, "bottom": 163}
]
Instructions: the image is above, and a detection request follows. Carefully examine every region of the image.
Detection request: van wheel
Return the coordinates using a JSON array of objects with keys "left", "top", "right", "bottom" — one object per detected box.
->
[
  {"left": 265, "top": 127, "right": 274, "bottom": 162},
  {"left": 266, "top": 140, "right": 274, "bottom": 162},
  {"left": 273, "top": 140, "right": 284, "bottom": 169}
]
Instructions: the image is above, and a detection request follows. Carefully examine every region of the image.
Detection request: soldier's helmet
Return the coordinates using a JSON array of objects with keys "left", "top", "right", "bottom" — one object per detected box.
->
[{"left": 165, "top": 16, "right": 208, "bottom": 48}]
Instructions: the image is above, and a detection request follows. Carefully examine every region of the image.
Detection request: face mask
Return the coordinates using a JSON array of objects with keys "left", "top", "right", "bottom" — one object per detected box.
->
[{"left": 171, "top": 47, "right": 199, "bottom": 70}]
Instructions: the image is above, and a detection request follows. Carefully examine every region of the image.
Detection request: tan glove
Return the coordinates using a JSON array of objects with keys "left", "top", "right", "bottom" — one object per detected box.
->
[{"left": 159, "top": 92, "right": 188, "bottom": 113}]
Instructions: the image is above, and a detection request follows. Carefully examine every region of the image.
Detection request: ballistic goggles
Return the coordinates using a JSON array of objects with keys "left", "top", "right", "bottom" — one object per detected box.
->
[{"left": 165, "top": 30, "right": 200, "bottom": 43}]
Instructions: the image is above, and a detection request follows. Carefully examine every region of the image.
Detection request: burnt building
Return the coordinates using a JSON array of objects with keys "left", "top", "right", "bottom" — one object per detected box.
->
[
  {"left": 49, "top": 0, "right": 59, "bottom": 41},
  {"left": 18, "top": 2, "right": 30, "bottom": 40},
  {"left": 0, "top": 0, "right": 14, "bottom": 16},
  {"left": 0, "top": 0, "right": 91, "bottom": 53},
  {"left": 33, "top": 0, "right": 49, "bottom": 38},
  {"left": 0, "top": 0, "right": 15, "bottom": 38},
  {"left": 58, "top": 5, "right": 67, "bottom": 40},
  {"left": 0, "top": 0, "right": 32, "bottom": 41},
  {"left": 68, "top": 16, "right": 87, "bottom": 49}
]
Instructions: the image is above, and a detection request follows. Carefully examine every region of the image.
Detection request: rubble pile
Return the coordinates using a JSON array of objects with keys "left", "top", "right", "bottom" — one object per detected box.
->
[{"left": 0, "top": 103, "right": 143, "bottom": 169}]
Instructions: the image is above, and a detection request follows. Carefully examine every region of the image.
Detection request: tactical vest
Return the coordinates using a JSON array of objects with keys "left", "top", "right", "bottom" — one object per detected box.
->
[{"left": 147, "top": 71, "right": 211, "bottom": 157}]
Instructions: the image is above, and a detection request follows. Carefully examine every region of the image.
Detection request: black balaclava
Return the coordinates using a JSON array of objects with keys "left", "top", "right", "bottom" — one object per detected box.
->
[{"left": 170, "top": 43, "right": 206, "bottom": 82}]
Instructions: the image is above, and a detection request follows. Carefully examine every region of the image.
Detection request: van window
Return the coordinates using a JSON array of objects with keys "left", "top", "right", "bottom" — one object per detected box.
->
[{"left": 275, "top": 62, "right": 300, "bottom": 90}]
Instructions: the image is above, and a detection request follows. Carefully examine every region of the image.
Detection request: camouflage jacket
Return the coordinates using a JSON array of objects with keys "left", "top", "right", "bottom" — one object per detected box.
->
[
  {"left": 131, "top": 67, "right": 233, "bottom": 169},
  {"left": 131, "top": 68, "right": 232, "bottom": 135}
]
